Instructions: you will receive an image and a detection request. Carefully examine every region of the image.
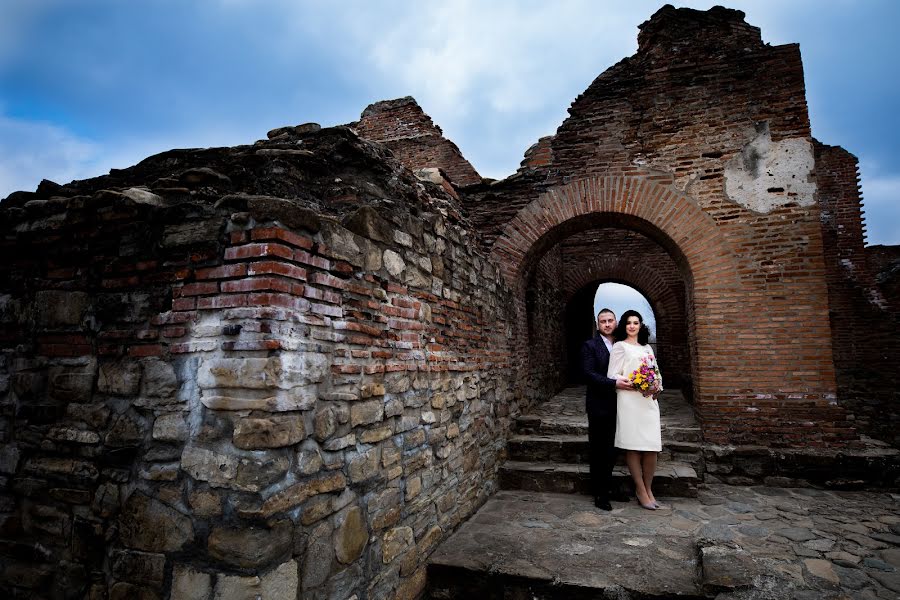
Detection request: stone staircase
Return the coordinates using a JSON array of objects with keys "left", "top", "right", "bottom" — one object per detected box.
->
[{"left": 499, "top": 386, "right": 703, "bottom": 498}]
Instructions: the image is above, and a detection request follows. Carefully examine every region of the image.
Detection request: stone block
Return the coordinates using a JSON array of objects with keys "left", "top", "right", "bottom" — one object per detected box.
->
[
  {"left": 140, "top": 359, "right": 178, "bottom": 398},
  {"left": 382, "top": 526, "right": 413, "bottom": 564},
  {"left": 171, "top": 565, "right": 211, "bottom": 600},
  {"left": 302, "top": 522, "right": 334, "bottom": 589},
  {"left": 233, "top": 414, "right": 306, "bottom": 449},
  {"left": 254, "top": 470, "right": 347, "bottom": 518},
  {"left": 350, "top": 399, "right": 384, "bottom": 428},
  {"left": 109, "top": 582, "right": 159, "bottom": 600},
  {"left": 334, "top": 506, "right": 368, "bottom": 564},
  {"left": 118, "top": 492, "right": 193, "bottom": 552},
  {"left": 181, "top": 446, "right": 289, "bottom": 492},
  {"left": 110, "top": 549, "right": 165, "bottom": 587},
  {"left": 297, "top": 440, "right": 324, "bottom": 476},
  {"left": 208, "top": 519, "right": 292, "bottom": 568},
  {"left": 152, "top": 413, "right": 188, "bottom": 442},
  {"left": 348, "top": 448, "right": 380, "bottom": 483},
  {"left": 35, "top": 290, "right": 89, "bottom": 327},
  {"left": 187, "top": 488, "right": 222, "bottom": 519},
  {"left": 213, "top": 559, "right": 298, "bottom": 600},
  {"left": 343, "top": 206, "right": 394, "bottom": 244},
  {"left": 105, "top": 412, "right": 146, "bottom": 447},
  {"left": 46, "top": 426, "right": 100, "bottom": 445},
  {"left": 97, "top": 359, "right": 141, "bottom": 396},
  {"left": 383, "top": 250, "right": 405, "bottom": 277},
  {"left": 48, "top": 362, "right": 96, "bottom": 402}
]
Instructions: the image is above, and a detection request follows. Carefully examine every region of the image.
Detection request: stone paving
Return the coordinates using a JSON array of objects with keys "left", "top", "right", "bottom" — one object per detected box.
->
[{"left": 428, "top": 485, "right": 900, "bottom": 599}]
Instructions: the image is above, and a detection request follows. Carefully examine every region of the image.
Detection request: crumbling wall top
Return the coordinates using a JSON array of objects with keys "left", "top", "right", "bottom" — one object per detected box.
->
[{"left": 637, "top": 4, "right": 763, "bottom": 57}]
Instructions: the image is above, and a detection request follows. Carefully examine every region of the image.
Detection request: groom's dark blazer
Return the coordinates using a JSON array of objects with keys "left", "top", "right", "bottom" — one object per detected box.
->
[{"left": 582, "top": 335, "right": 619, "bottom": 416}]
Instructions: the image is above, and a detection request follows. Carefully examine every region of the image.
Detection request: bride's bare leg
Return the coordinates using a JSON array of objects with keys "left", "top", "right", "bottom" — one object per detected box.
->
[
  {"left": 625, "top": 451, "right": 651, "bottom": 504},
  {"left": 641, "top": 452, "right": 657, "bottom": 503}
]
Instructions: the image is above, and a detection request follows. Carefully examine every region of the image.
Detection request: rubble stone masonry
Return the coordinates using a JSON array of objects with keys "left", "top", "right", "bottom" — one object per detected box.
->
[{"left": 0, "top": 129, "right": 520, "bottom": 599}]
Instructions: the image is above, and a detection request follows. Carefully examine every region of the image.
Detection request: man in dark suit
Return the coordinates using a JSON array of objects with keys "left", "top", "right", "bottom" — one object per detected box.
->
[{"left": 582, "top": 308, "right": 631, "bottom": 510}]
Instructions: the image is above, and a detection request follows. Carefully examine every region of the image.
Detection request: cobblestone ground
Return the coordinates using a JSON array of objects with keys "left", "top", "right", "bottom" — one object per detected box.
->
[{"left": 429, "top": 485, "right": 900, "bottom": 599}]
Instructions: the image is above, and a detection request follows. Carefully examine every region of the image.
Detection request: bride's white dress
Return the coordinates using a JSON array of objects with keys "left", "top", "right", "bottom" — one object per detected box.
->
[{"left": 607, "top": 341, "right": 662, "bottom": 451}]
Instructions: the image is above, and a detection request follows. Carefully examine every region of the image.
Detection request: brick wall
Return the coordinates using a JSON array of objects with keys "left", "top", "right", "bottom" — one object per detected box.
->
[
  {"left": 0, "top": 129, "right": 523, "bottom": 600},
  {"left": 816, "top": 142, "right": 900, "bottom": 446},
  {"left": 466, "top": 5, "right": 856, "bottom": 447},
  {"left": 353, "top": 97, "right": 482, "bottom": 187}
]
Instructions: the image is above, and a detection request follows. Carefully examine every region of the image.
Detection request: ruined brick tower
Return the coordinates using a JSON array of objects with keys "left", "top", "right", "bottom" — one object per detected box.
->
[{"left": 1, "top": 5, "right": 897, "bottom": 600}]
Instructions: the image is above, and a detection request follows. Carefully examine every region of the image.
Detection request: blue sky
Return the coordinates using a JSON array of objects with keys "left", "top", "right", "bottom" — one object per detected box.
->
[{"left": 1, "top": 0, "right": 897, "bottom": 245}]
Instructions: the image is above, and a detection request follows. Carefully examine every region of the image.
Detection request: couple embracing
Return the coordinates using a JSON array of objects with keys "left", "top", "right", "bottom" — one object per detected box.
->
[{"left": 582, "top": 308, "right": 663, "bottom": 512}]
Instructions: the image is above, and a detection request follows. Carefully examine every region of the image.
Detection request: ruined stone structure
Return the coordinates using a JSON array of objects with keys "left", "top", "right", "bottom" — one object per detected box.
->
[{"left": 1, "top": 5, "right": 897, "bottom": 600}]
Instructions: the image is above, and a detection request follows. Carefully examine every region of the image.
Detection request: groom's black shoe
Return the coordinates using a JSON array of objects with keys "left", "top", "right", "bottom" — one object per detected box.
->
[{"left": 594, "top": 497, "right": 613, "bottom": 511}]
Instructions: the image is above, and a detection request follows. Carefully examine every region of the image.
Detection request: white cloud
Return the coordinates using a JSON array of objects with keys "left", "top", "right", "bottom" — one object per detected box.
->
[
  {"left": 0, "top": 115, "right": 101, "bottom": 196},
  {"left": 859, "top": 171, "right": 900, "bottom": 246}
]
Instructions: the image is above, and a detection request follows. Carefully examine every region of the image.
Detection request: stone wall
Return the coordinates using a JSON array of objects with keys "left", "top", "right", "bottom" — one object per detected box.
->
[{"left": 0, "top": 128, "right": 521, "bottom": 599}]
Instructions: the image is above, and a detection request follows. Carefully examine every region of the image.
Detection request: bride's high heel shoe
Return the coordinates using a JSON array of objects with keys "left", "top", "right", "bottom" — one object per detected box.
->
[{"left": 636, "top": 497, "right": 657, "bottom": 511}]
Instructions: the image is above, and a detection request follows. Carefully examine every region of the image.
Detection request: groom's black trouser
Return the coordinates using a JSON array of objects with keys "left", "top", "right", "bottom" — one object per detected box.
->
[{"left": 587, "top": 411, "right": 617, "bottom": 500}]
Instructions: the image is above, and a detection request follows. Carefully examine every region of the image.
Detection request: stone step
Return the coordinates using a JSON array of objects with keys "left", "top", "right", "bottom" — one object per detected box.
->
[
  {"left": 499, "top": 460, "right": 699, "bottom": 498},
  {"left": 507, "top": 434, "right": 703, "bottom": 469},
  {"left": 514, "top": 417, "right": 703, "bottom": 444}
]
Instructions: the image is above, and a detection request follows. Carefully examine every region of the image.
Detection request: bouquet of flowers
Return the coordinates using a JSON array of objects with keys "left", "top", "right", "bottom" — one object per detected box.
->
[{"left": 629, "top": 355, "right": 662, "bottom": 398}]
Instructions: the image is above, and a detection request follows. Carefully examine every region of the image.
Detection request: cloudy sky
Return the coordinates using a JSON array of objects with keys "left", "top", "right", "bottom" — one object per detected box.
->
[{"left": 1, "top": 0, "right": 897, "bottom": 245}]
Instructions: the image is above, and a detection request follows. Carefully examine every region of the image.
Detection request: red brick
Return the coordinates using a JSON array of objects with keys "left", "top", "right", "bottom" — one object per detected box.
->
[
  {"left": 250, "top": 227, "right": 314, "bottom": 249},
  {"left": 224, "top": 242, "right": 294, "bottom": 261}
]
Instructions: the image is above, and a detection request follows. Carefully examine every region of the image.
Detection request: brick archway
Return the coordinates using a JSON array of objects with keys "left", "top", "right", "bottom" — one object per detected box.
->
[{"left": 491, "top": 175, "right": 734, "bottom": 288}]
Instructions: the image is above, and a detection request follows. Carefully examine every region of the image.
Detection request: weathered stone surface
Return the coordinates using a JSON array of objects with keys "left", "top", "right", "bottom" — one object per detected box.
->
[
  {"left": 198, "top": 354, "right": 328, "bottom": 391},
  {"left": 24, "top": 456, "right": 98, "bottom": 481},
  {"left": 97, "top": 359, "right": 141, "bottom": 396},
  {"left": 349, "top": 448, "right": 380, "bottom": 483},
  {"left": 181, "top": 446, "right": 288, "bottom": 492},
  {"left": 35, "top": 290, "right": 89, "bottom": 326},
  {"left": 171, "top": 565, "right": 211, "bottom": 600},
  {"left": 302, "top": 522, "right": 334, "bottom": 589},
  {"left": 297, "top": 440, "right": 324, "bottom": 476},
  {"left": 804, "top": 558, "right": 840, "bottom": 584},
  {"left": 314, "top": 406, "right": 337, "bottom": 441},
  {"left": 152, "top": 413, "right": 188, "bottom": 442},
  {"left": 233, "top": 414, "right": 306, "bottom": 449},
  {"left": 118, "top": 492, "right": 193, "bottom": 552},
  {"left": 334, "top": 506, "right": 368, "bottom": 564},
  {"left": 140, "top": 359, "right": 178, "bottom": 398},
  {"left": 66, "top": 402, "right": 111, "bottom": 429},
  {"left": 255, "top": 470, "right": 347, "bottom": 518},
  {"left": 208, "top": 520, "right": 292, "bottom": 568},
  {"left": 109, "top": 582, "right": 159, "bottom": 600},
  {"left": 48, "top": 363, "right": 96, "bottom": 402},
  {"left": 188, "top": 489, "right": 223, "bottom": 518},
  {"left": 105, "top": 412, "right": 146, "bottom": 447},
  {"left": 343, "top": 206, "right": 394, "bottom": 244},
  {"left": 383, "top": 526, "right": 414, "bottom": 564},
  {"left": 350, "top": 399, "right": 384, "bottom": 428},
  {"left": 323, "top": 433, "right": 355, "bottom": 451},
  {"left": 700, "top": 545, "right": 758, "bottom": 589},
  {"left": 383, "top": 250, "right": 405, "bottom": 277},
  {"left": 47, "top": 426, "right": 100, "bottom": 445},
  {"left": 213, "top": 559, "right": 298, "bottom": 600},
  {"left": 111, "top": 549, "right": 165, "bottom": 586},
  {"left": 181, "top": 446, "right": 238, "bottom": 486}
]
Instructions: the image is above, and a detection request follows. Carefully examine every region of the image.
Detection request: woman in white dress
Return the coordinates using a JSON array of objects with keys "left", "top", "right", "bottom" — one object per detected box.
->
[{"left": 607, "top": 310, "right": 663, "bottom": 510}]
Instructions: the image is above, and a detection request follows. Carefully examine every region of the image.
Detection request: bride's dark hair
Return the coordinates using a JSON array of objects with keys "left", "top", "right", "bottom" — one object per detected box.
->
[{"left": 613, "top": 309, "right": 651, "bottom": 345}]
